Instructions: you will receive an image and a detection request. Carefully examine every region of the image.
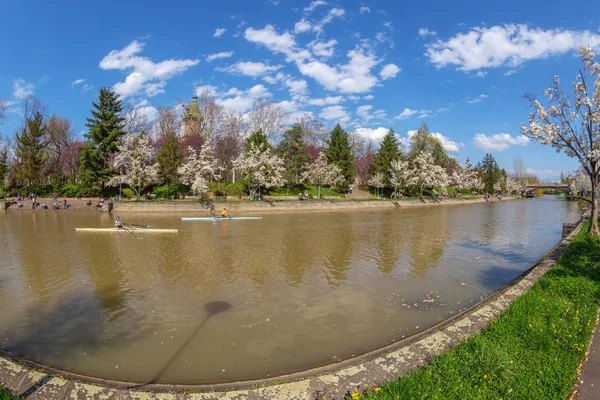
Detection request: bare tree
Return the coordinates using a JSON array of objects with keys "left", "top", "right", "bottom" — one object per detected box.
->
[
  {"left": 46, "top": 115, "right": 75, "bottom": 185},
  {"left": 0, "top": 98, "right": 6, "bottom": 124},
  {"left": 245, "top": 99, "right": 287, "bottom": 143},
  {"left": 197, "top": 90, "right": 225, "bottom": 142},
  {"left": 298, "top": 113, "right": 328, "bottom": 147},
  {"left": 513, "top": 155, "right": 527, "bottom": 186},
  {"left": 123, "top": 104, "right": 153, "bottom": 136}
]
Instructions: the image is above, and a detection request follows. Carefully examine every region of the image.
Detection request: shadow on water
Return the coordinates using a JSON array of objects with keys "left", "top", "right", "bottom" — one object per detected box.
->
[
  {"left": 133, "top": 300, "right": 233, "bottom": 387},
  {"left": 457, "top": 239, "right": 532, "bottom": 264},
  {"left": 474, "top": 264, "right": 531, "bottom": 290}
]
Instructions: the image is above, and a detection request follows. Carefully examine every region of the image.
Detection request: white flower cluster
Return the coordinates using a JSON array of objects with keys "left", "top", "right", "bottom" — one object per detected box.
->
[
  {"left": 302, "top": 152, "right": 344, "bottom": 198},
  {"left": 178, "top": 144, "right": 223, "bottom": 194},
  {"left": 233, "top": 144, "right": 286, "bottom": 199}
]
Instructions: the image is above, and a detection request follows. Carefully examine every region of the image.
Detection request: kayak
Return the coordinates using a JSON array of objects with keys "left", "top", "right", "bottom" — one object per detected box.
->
[
  {"left": 181, "top": 217, "right": 262, "bottom": 221},
  {"left": 75, "top": 228, "right": 178, "bottom": 233}
]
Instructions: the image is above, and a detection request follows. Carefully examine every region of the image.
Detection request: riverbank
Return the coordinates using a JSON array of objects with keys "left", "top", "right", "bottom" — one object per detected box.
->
[
  {"left": 111, "top": 195, "right": 522, "bottom": 213},
  {"left": 355, "top": 219, "right": 600, "bottom": 400}
]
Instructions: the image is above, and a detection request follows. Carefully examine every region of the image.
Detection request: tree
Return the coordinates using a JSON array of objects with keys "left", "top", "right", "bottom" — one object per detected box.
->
[
  {"left": 59, "top": 141, "right": 83, "bottom": 184},
  {"left": 298, "top": 113, "right": 329, "bottom": 147},
  {"left": 479, "top": 153, "right": 501, "bottom": 194},
  {"left": 368, "top": 172, "right": 385, "bottom": 197},
  {"left": 521, "top": 45, "right": 600, "bottom": 235},
  {"left": 513, "top": 155, "right": 528, "bottom": 187},
  {"left": 451, "top": 160, "right": 480, "bottom": 192},
  {"left": 245, "top": 99, "right": 287, "bottom": 142},
  {"left": 244, "top": 129, "right": 271, "bottom": 153},
  {"left": 572, "top": 170, "right": 592, "bottom": 196},
  {"left": 0, "top": 143, "right": 8, "bottom": 192},
  {"left": 15, "top": 111, "right": 47, "bottom": 192},
  {"left": 389, "top": 159, "right": 410, "bottom": 194},
  {"left": 302, "top": 152, "right": 344, "bottom": 198},
  {"left": 278, "top": 123, "right": 310, "bottom": 187},
  {"left": 560, "top": 171, "right": 565, "bottom": 184},
  {"left": 409, "top": 122, "right": 448, "bottom": 167},
  {"left": 46, "top": 115, "right": 74, "bottom": 188},
  {"left": 325, "top": 124, "right": 354, "bottom": 189},
  {"left": 108, "top": 132, "right": 160, "bottom": 200},
  {"left": 408, "top": 152, "right": 449, "bottom": 198},
  {"left": 82, "top": 87, "right": 125, "bottom": 187},
  {"left": 505, "top": 176, "right": 522, "bottom": 194},
  {"left": 371, "top": 129, "right": 402, "bottom": 188},
  {"left": 178, "top": 144, "right": 222, "bottom": 196},
  {"left": 157, "top": 134, "right": 182, "bottom": 198},
  {"left": 234, "top": 144, "right": 286, "bottom": 199}
]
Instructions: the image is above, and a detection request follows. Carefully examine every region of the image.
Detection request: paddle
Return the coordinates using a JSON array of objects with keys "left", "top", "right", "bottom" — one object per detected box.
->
[
  {"left": 121, "top": 225, "right": 136, "bottom": 237},
  {"left": 127, "top": 223, "right": 150, "bottom": 228}
]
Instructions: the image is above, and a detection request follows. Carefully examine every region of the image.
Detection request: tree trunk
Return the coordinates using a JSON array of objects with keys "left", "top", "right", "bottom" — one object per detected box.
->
[{"left": 589, "top": 173, "right": 599, "bottom": 236}]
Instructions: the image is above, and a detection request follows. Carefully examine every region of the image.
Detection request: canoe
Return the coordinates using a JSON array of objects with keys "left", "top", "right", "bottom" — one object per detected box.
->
[
  {"left": 181, "top": 217, "right": 262, "bottom": 221},
  {"left": 75, "top": 228, "right": 178, "bottom": 233}
]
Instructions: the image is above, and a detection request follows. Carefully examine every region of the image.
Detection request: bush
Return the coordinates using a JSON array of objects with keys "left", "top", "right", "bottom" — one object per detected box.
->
[
  {"left": 152, "top": 184, "right": 188, "bottom": 199},
  {"left": 122, "top": 188, "right": 135, "bottom": 199}
]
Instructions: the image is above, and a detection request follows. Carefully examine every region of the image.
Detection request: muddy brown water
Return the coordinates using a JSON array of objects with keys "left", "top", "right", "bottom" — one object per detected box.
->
[{"left": 0, "top": 197, "right": 580, "bottom": 384}]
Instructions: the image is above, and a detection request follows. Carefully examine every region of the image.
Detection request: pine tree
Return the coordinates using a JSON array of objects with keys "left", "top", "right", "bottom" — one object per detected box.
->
[
  {"left": 325, "top": 124, "right": 354, "bottom": 189},
  {"left": 15, "top": 111, "right": 47, "bottom": 193},
  {"left": 480, "top": 153, "right": 500, "bottom": 194},
  {"left": 157, "top": 134, "right": 182, "bottom": 198},
  {"left": 370, "top": 129, "right": 401, "bottom": 187},
  {"left": 277, "top": 123, "right": 310, "bottom": 187},
  {"left": 409, "top": 122, "right": 448, "bottom": 167},
  {"left": 244, "top": 129, "right": 271, "bottom": 153},
  {"left": 81, "top": 87, "right": 125, "bottom": 187}
]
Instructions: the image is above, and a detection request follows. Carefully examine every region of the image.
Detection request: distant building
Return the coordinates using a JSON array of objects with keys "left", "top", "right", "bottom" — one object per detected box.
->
[{"left": 183, "top": 94, "right": 201, "bottom": 136}]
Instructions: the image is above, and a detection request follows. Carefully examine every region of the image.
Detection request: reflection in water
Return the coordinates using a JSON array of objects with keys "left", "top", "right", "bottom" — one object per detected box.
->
[{"left": 0, "top": 197, "right": 580, "bottom": 384}]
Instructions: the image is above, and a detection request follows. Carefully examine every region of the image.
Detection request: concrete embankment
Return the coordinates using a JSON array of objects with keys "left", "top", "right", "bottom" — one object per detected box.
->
[{"left": 112, "top": 195, "right": 522, "bottom": 213}]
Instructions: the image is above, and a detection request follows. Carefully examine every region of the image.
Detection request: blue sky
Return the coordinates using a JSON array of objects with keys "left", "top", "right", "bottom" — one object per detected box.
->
[{"left": 1, "top": 0, "right": 599, "bottom": 180}]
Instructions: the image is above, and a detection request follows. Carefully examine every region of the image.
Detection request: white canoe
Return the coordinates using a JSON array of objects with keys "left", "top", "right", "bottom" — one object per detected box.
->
[
  {"left": 182, "top": 217, "right": 262, "bottom": 221},
  {"left": 75, "top": 228, "right": 178, "bottom": 233}
]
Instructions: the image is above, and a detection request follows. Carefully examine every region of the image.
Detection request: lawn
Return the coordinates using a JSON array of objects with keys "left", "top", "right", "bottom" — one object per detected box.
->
[{"left": 356, "top": 219, "right": 599, "bottom": 399}]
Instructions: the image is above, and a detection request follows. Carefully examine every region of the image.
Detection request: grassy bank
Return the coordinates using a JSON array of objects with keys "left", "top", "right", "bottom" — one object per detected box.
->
[
  {"left": 0, "top": 386, "right": 19, "bottom": 400},
  {"left": 356, "top": 219, "right": 599, "bottom": 400}
]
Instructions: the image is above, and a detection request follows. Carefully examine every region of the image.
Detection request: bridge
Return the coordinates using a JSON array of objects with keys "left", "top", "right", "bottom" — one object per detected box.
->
[{"left": 525, "top": 183, "right": 570, "bottom": 190}]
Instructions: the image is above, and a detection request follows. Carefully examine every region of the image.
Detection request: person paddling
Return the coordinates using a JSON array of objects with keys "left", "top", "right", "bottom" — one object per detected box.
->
[
  {"left": 221, "top": 208, "right": 230, "bottom": 218},
  {"left": 115, "top": 216, "right": 123, "bottom": 229}
]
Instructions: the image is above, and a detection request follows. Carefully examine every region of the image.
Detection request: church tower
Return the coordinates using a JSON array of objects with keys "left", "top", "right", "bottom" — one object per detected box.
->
[{"left": 184, "top": 93, "right": 201, "bottom": 136}]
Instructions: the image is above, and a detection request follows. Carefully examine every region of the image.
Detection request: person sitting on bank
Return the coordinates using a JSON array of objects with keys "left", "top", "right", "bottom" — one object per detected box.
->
[
  {"left": 87, "top": 198, "right": 92, "bottom": 207},
  {"left": 41, "top": 202, "right": 48, "bottom": 209},
  {"left": 221, "top": 208, "right": 230, "bottom": 218}
]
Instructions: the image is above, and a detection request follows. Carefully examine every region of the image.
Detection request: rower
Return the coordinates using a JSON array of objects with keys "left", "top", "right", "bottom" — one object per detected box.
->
[
  {"left": 115, "top": 216, "right": 123, "bottom": 229},
  {"left": 221, "top": 208, "right": 229, "bottom": 218}
]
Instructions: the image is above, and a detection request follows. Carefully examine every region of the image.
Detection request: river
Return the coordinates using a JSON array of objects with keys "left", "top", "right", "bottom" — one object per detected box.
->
[{"left": 0, "top": 196, "right": 581, "bottom": 384}]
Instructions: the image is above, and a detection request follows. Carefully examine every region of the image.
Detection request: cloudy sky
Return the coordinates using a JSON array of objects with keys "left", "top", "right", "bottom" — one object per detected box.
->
[{"left": 2, "top": 0, "right": 599, "bottom": 180}]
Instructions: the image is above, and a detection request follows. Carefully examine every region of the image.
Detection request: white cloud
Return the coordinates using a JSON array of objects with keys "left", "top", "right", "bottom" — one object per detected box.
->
[
  {"left": 466, "top": 94, "right": 488, "bottom": 104},
  {"left": 473, "top": 133, "right": 529, "bottom": 151},
  {"left": 99, "top": 41, "right": 199, "bottom": 98},
  {"left": 295, "top": 19, "right": 312, "bottom": 34},
  {"left": 206, "top": 51, "right": 234, "bottom": 62},
  {"left": 504, "top": 69, "right": 517, "bottom": 76},
  {"left": 363, "top": 95, "right": 374, "bottom": 100},
  {"left": 379, "top": 63, "right": 400, "bottom": 80},
  {"left": 276, "top": 100, "right": 300, "bottom": 113},
  {"left": 360, "top": 6, "right": 370, "bottom": 14},
  {"left": 13, "top": 78, "right": 35, "bottom": 99},
  {"left": 285, "top": 78, "right": 309, "bottom": 97},
  {"left": 475, "top": 71, "right": 487, "bottom": 78},
  {"left": 72, "top": 78, "right": 86, "bottom": 86},
  {"left": 288, "top": 110, "right": 314, "bottom": 122},
  {"left": 313, "top": 8, "right": 345, "bottom": 34},
  {"left": 403, "top": 129, "right": 463, "bottom": 153},
  {"left": 310, "top": 39, "right": 338, "bottom": 58},
  {"left": 357, "top": 105, "right": 373, "bottom": 121},
  {"left": 394, "top": 108, "right": 418, "bottom": 119},
  {"left": 304, "top": 1, "right": 328, "bottom": 13},
  {"left": 307, "top": 96, "right": 343, "bottom": 106},
  {"left": 219, "top": 61, "right": 283, "bottom": 77},
  {"left": 136, "top": 106, "right": 159, "bottom": 122},
  {"left": 214, "top": 28, "right": 227, "bottom": 38},
  {"left": 348, "top": 95, "right": 361, "bottom": 101},
  {"left": 354, "top": 127, "right": 389, "bottom": 142},
  {"left": 81, "top": 83, "right": 93, "bottom": 92},
  {"left": 319, "top": 105, "right": 350, "bottom": 122},
  {"left": 245, "top": 25, "right": 296, "bottom": 55},
  {"left": 297, "top": 47, "right": 379, "bottom": 93},
  {"left": 195, "top": 84, "right": 219, "bottom": 97},
  {"left": 417, "top": 110, "right": 433, "bottom": 118},
  {"left": 426, "top": 24, "right": 600, "bottom": 71},
  {"left": 418, "top": 28, "right": 437, "bottom": 37}
]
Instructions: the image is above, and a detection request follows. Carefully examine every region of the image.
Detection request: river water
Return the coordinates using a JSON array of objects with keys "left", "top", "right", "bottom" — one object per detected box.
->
[{"left": 0, "top": 197, "right": 580, "bottom": 384}]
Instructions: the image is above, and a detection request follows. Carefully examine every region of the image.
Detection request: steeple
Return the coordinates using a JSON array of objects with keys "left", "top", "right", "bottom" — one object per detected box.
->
[{"left": 184, "top": 92, "right": 201, "bottom": 136}]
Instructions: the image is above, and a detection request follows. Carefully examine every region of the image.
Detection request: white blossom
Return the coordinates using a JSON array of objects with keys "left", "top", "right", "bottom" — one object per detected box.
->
[
  {"left": 450, "top": 160, "right": 479, "bottom": 191},
  {"left": 233, "top": 144, "right": 286, "bottom": 199},
  {"left": 302, "top": 152, "right": 344, "bottom": 198},
  {"left": 178, "top": 144, "right": 223, "bottom": 195},
  {"left": 108, "top": 132, "right": 160, "bottom": 200},
  {"left": 408, "top": 152, "right": 449, "bottom": 197},
  {"left": 368, "top": 172, "right": 385, "bottom": 197},
  {"left": 571, "top": 170, "right": 592, "bottom": 195},
  {"left": 389, "top": 159, "right": 410, "bottom": 193}
]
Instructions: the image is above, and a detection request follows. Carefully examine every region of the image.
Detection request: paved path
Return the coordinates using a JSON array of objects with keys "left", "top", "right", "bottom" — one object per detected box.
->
[{"left": 573, "top": 306, "right": 600, "bottom": 400}]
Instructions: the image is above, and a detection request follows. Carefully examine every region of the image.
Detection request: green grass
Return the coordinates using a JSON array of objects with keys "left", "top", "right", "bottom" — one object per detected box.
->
[
  {"left": 356, "top": 219, "right": 600, "bottom": 400},
  {"left": 0, "top": 386, "right": 20, "bottom": 400}
]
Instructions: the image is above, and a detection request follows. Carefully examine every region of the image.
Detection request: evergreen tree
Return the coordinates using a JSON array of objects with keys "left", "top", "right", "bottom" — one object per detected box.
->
[
  {"left": 157, "top": 134, "right": 182, "bottom": 198},
  {"left": 244, "top": 130, "right": 271, "bottom": 153},
  {"left": 15, "top": 111, "right": 47, "bottom": 193},
  {"left": 560, "top": 170, "right": 565, "bottom": 183},
  {"left": 370, "top": 129, "right": 401, "bottom": 187},
  {"left": 277, "top": 123, "right": 310, "bottom": 187},
  {"left": 325, "top": 124, "right": 354, "bottom": 189},
  {"left": 0, "top": 145, "right": 8, "bottom": 191},
  {"left": 408, "top": 122, "right": 448, "bottom": 167},
  {"left": 81, "top": 87, "right": 125, "bottom": 187},
  {"left": 479, "top": 153, "right": 501, "bottom": 194}
]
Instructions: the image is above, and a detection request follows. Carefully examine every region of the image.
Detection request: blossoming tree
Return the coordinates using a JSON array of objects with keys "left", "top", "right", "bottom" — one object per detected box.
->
[
  {"left": 572, "top": 170, "right": 592, "bottom": 196},
  {"left": 108, "top": 132, "right": 159, "bottom": 200},
  {"left": 233, "top": 144, "right": 286, "bottom": 199},
  {"left": 408, "top": 152, "right": 448, "bottom": 198},
  {"left": 521, "top": 45, "right": 600, "bottom": 236},
  {"left": 302, "top": 151, "right": 344, "bottom": 198},
  {"left": 178, "top": 144, "right": 222, "bottom": 196},
  {"left": 368, "top": 172, "right": 385, "bottom": 198},
  {"left": 389, "top": 159, "right": 410, "bottom": 194},
  {"left": 450, "top": 160, "right": 478, "bottom": 192}
]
